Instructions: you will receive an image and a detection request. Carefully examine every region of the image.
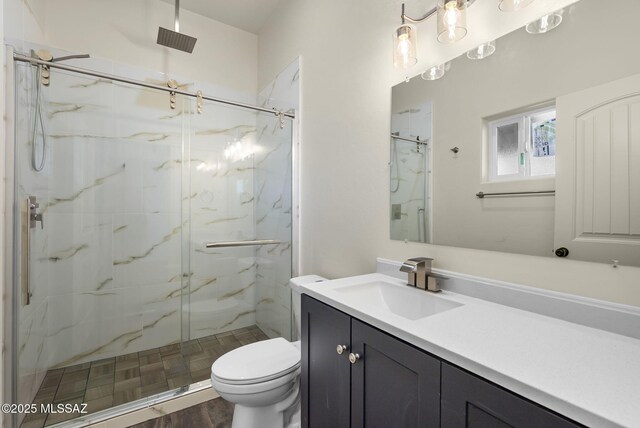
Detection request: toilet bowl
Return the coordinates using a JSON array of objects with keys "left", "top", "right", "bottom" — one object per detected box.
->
[{"left": 211, "top": 275, "right": 326, "bottom": 428}]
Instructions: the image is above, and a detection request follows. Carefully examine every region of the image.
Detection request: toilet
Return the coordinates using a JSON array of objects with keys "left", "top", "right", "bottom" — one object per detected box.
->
[{"left": 211, "top": 275, "right": 326, "bottom": 428}]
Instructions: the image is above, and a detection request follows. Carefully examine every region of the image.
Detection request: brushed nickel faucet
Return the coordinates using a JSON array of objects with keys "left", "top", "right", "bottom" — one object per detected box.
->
[{"left": 400, "top": 257, "right": 447, "bottom": 293}]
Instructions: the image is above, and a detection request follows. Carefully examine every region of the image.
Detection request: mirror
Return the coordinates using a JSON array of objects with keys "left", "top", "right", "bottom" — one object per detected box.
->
[{"left": 390, "top": 0, "right": 640, "bottom": 266}]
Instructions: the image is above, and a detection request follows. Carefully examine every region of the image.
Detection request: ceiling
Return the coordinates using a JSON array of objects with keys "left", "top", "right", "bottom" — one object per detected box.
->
[{"left": 160, "top": 0, "right": 284, "bottom": 34}]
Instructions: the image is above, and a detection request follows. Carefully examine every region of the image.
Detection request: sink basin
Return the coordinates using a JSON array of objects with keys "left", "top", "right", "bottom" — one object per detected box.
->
[{"left": 335, "top": 281, "right": 462, "bottom": 320}]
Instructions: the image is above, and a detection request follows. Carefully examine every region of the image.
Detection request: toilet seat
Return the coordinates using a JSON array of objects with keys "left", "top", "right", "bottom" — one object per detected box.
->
[
  {"left": 211, "top": 338, "right": 301, "bottom": 385},
  {"left": 212, "top": 367, "right": 300, "bottom": 398}
]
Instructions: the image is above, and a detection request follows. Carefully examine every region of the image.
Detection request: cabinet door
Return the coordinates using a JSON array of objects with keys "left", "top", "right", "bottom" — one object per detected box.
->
[
  {"left": 441, "top": 363, "right": 583, "bottom": 428},
  {"left": 301, "top": 295, "right": 351, "bottom": 428},
  {"left": 350, "top": 320, "right": 441, "bottom": 428}
]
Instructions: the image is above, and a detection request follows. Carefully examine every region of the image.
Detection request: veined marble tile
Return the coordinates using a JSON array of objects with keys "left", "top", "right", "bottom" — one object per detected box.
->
[
  {"left": 190, "top": 298, "right": 256, "bottom": 339},
  {"left": 253, "top": 58, "right": 298, "bottom": 341},
  {"left": 112, "top": 213, "right": 183, "bottom": 288},
  {"left": 139, "top": 283, "right": 182, "bottom": 351},
  {"left": 17, "top": 300, "right": 49, "bottom": 405},
  {"left": 45, "top": 212, "right": 114, "bottom": 295},
  {"left": 142, "top": 143, "right": 184, "bottom": 214},
  {"left": 48, "top": 312, "right": 144, "bottom": 368},
  {"left": 48, "top": 286, "right": 142, "bottom": 335},
  {"left": 45, "top": 136, "right": 144, "bottom": 215}
]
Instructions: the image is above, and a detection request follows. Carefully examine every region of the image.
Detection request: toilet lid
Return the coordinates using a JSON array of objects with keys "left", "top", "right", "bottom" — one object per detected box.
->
[{"left": 211, "top": 337, "right": 301, "bottom": 385}]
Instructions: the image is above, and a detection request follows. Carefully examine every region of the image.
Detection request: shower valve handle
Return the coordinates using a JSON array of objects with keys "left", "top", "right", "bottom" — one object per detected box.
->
[
  {"left": 29, "top": 201, "right": 44, "bottom": 229},
  {"left": 33, "top": 213, "right": 44, "bottom": 229}
]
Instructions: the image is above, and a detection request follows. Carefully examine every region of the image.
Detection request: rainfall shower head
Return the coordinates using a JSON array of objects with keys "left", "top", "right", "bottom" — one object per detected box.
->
[
  {"left": 157, "top": 27, "right": 197, "bottom": 53},
  {"left": 157, "top": 0, "right": 197, "bottom": 53}
]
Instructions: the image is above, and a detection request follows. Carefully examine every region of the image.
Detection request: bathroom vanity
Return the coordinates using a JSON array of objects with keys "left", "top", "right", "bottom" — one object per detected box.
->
[
  {"left": 302, "top": 296, "right": 580, "bottom": 427},
  {"left": 299, "top": 266, "right": 640, "bottom": 428}
]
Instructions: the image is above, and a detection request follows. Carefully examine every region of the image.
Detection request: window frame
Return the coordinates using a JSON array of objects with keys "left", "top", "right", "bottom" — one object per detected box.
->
[{"left": 487, "top": 106, "right": 556, "bottom": 182}]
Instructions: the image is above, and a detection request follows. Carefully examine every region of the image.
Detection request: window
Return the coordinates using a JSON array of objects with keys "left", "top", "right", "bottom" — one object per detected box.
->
[{"left": 487, "top": 106, "right": 556, "bottom": 181}]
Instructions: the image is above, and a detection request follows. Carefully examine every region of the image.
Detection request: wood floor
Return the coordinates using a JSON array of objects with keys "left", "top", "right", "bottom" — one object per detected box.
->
[
  {"left": 21, "top": 326, "right": 266, "bottom": 427},
  {"left": 127, "top": 398, "right": 234, "bottom": 428}
]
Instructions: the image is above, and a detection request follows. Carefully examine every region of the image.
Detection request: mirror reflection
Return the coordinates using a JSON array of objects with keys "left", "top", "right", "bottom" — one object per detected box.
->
[{"left": 390, "top": 0, "right": 640, "bottom": 266}]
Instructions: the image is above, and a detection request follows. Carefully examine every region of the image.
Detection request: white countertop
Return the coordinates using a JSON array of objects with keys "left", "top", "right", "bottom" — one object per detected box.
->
[{"left": 300, "top": 273, "right": 640, "bottom": 428}]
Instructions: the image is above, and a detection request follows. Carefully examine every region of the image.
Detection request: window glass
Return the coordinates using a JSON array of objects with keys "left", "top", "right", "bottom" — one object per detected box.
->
[
  {"left": 487, "top": 106, "right": 555, "bottom": 182},
  {"left": 496, "top": 122, "right": 520, "bottom": 176},
  {"left": 530, "top": 115, "right": 556, "bottom": 177}
]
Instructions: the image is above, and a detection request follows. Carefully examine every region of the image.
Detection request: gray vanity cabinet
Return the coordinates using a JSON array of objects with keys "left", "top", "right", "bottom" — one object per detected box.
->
[
  {"left": 301, "top": 295, "right": 351, "bottom": 428},
  {"left": 441, "top": 363, "right": 583, "bottom": 428},
  {"left": 350, "top": 318, "right": 441, "bottom": 427},
  {"left": 302, "top": 295, "right": 441, "bottom": 428}
]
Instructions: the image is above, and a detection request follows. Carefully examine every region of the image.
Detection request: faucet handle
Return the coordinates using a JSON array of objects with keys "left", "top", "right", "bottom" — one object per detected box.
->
[
  {"left": 426, "top": 273, "right": 448, "bottom": 293},
  {"left": 400, "top": 259, "right": 419, "bottom": 273}
]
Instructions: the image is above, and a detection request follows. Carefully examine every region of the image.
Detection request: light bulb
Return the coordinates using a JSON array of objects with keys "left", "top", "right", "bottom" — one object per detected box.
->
[
  {"left": 444, "top": 2, "right": 459, "bottom": 42},
  {"left": 393, "top": 24, "right": 417, "bottom": 68},
  {"left": 437, "top": 0, "right": 467, "bottom": 44},
  {"left": 397, "top": 35, "right": 412, "bottom": 62},
  {"left": 539, "top": 15, "right": 549, "bottom": 32}
]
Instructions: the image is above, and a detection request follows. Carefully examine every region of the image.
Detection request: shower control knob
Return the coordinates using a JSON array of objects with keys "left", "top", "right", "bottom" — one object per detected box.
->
[
  {"left": 348, "top": 353, "right": 360, "bottom": 364},
  {"left": 336, "top": 345, "right": 348, "bottom": 355}
]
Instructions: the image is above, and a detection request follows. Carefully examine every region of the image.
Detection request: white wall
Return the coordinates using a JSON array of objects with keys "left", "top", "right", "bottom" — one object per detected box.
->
[
  {"left": 258, "top": 0, "right": 640, "bottom": 307},
  {"left": 5, "top": 0, "right": 257, "bottom": 94}
]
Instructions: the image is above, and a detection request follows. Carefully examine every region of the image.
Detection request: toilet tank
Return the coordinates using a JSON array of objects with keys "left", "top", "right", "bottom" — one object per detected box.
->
[{"left": 290, "top": 275, "right": 326, "bottom": 340}]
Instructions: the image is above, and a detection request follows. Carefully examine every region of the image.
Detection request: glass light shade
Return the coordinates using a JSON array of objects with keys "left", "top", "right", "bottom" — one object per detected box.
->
[
  {"left": 437, "top": 0, "right": 467, "bottom": 44},
  {"left": 498, "top": 0, "right": 536, "bottom": 12},
  {"left": 467, "top": 40, "right": 496, "bottom": 60},
  {"left": 421, "top": 64, "right": 446, "bottom": 80},
  {"left": 393, "top": 24, "right": 418, "bottom": 69},
  {"left": 526, "top": 10, "right": 563, "bottom": 34}
]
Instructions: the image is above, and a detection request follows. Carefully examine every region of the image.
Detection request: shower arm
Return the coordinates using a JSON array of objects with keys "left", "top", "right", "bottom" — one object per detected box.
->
[{"left": 52, "top": 54, "right": 91, "bottom": 62}]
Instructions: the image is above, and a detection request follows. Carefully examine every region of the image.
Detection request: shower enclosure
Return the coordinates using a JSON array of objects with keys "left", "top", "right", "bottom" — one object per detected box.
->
[
  {"left": 390, "top": 101, "right": 431, "bottom": 243},
  {"left": 5, "top": 45, "right": 298, "bottom": 427}
]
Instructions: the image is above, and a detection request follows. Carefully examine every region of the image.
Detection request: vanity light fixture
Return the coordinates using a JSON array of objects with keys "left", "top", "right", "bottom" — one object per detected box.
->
[
  {"left": 467, "top": 40, "right": 496, "bottom": 60},
  {"left": 498, "top": 0, "right": 536, "bottom": 12},
  {"left": 526, "top": 9, "right": 564, "bottom": 34},
  {"left": 394, "top": 0, "right": 472, "bottom": 69},
  {"left": 394, "top": 0, "right": 534, "bottom": 70}
]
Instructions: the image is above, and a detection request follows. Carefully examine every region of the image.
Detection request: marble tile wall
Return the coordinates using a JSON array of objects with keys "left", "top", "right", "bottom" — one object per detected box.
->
[
  {"left": 254, "top": 59, "right": 299, "bottom": 340},
  {"left": 12, "top": 42, "right": 295, "bottom": 407},
  {"left": 390, "top": 102, "right": 431, "bottom": 243}
]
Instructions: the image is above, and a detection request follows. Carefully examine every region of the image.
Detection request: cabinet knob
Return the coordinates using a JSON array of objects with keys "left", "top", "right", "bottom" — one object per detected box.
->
[
  {"left": 336, "top": 344, "right": 348, "bottom": 355},
  {"left": 348, "top": 352, "right": 360, "bottom": 364}
]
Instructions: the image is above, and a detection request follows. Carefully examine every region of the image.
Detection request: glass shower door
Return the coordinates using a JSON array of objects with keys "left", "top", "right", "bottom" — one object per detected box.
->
[
  {"left": 13, "top": 61, "right": 192, "bottom": 427},
  {"left": 10, "top": 48, "right": 296, "bottom": 428},
  {"left": 184, "top": 100, "right": 294, "bottom": 381}
]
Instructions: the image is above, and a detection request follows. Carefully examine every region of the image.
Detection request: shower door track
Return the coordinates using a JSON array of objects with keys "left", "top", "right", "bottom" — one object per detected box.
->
[{"left": 13, "top": 53, "right": 296, "bottom": 119}]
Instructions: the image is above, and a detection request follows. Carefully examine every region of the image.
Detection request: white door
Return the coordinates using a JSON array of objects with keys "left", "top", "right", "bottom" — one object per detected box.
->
[{"left": 555, "top": 73, "right": 640, "bottom": 266}]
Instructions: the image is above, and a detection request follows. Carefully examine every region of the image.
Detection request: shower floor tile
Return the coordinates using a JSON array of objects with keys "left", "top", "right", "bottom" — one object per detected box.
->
[{"left": 22, "top": 325, "right": 270, "bottom": 428}]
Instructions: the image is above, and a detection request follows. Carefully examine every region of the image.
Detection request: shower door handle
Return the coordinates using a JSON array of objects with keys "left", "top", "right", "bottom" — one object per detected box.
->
[
  {"left": 205, "top": 239, "right": 282, "bottom": 249},
  {"left": 21, "top": 196, "right": 40, "bottom": 306}
]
